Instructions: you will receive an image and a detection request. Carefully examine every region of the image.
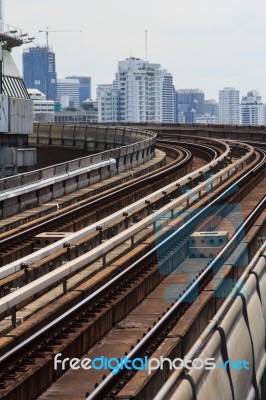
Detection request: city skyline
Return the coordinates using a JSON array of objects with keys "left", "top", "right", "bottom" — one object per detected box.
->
[{"left": 5, "top": 0, "right": 266, "bottom": 100}]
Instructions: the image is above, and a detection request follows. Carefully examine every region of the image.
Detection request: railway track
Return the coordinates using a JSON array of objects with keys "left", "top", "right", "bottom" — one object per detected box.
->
[
  {"left": 0, "top": 139, "right": 247, "bottom": 305},
  {"left": 0, "top": 139, "right": 262, "bottom": 400},
  {"left": 0, "top": 147, "right": 243, "bottom": 334},
  {"left": 0, "top": 145, "right": 193, "bottom": 266},
  {"left": 0, "top": 138, "right": 231, "bottom": 280},
  {"left": 82, "top": 148, "right": 266, "bottom": 400},
  {"left": 0, "top": 140, "right": 226, "bottom": 328},
  {"left": 0, "top": 134, "right": 228, "bottom": 248}
]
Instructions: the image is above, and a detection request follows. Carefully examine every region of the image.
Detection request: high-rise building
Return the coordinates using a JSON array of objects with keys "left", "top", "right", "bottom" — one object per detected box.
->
[
  {"left": 205, "top": 99, "right": 219, "bottom": 121},
  {"left": 240, "top": 90, "right": 264, "bottom": 126},
  {"left": 117, "top": 58, "right": 161, "bottom": 122},
  {"left": 65, "top": 76, "right": 91, "bottom": 106},
  {"left": 23, "top": 46, "right": 57, "bottom": 100},
  {"left": 57, "top": 78, "right": 79, "bottom": 108},
  {"left": 161, "top": 72, "right": 175, "bottom": 122},
  {"left": 218, "top": 87, "right": 240, "bottom": 124},
  {"left": 175, "top": 89, "right": 205, "bottom": 123},
  {"left": 97, "top": 57, "right": 174, "bottom": 123},
  {"left": 97, "top": 84, "right": 120, "bottom": 122}
]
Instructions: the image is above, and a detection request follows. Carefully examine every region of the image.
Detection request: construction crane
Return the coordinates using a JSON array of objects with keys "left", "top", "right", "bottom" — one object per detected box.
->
[{"left": 39, "top": 27, "right": 82, "bottom": 48}]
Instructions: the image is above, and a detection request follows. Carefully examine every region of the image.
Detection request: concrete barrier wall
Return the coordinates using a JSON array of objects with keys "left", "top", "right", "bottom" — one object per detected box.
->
[
  {"left": 9, "top": 98, "right": 33, "bottom": 135},
  {"left": 0, "top": 125, "right": 156, "bottom": 218},
  {"left": 108, "top": 122, "right": 266, "bottom": 143},
  {"left": 166, "top": 255, "right": 266, "bottom": 400},
  {"left": 29, "top": 124, "right": 156, "bottom": 151}
]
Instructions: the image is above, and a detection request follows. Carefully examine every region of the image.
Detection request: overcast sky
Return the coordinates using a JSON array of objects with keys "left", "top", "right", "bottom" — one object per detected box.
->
[{"left": 4, "top": 0, "right": 266, "bottom": 101}]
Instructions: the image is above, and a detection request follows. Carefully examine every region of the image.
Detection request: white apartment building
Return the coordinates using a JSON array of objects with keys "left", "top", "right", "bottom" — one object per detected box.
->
[
  {"left": 97, "top": 57, "right": 174, "bottom": 123},
  {"left": 161, "top": 71, "right": 174, "bottom": 122},
  {"left": 218, "top": 87, "right": 240, "bottom": 124},
  {"left": 118, "top": 58, "right": 162, "bottom": 122},
  {"left": 240, "top": 90, "right": 264, "bottom": 126},
  {"left": 57, "top": 78, "right": 79, "bottom": 108},
  {"left": 97, "top": 84, "right": 119, "bottom": 122},
  {"left": 27, "top": 88, "right": 54, "bottom": 122}
]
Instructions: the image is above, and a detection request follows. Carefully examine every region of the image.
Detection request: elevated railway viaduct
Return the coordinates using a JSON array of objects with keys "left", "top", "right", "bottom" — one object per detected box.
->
[{"left": 1, "top": 122, "right": 266, "bottom": 400}]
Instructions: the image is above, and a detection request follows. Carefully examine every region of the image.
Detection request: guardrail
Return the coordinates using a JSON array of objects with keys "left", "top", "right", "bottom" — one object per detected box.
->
[{"left": 0, "top": 159, "right": 116, "bottom": 202}]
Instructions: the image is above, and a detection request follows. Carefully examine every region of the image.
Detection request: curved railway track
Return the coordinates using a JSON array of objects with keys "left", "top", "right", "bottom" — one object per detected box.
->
[
  {"left": 0, "top": 140, "right": 263, "bottom": 400},
  {"left": 0, "top": 139, "right": 230, "bottom": 286},
  {"left": 0, "top": 145, "right": 192, "bottom": 255},
  {"left": 0, "top": 135, "right": 227, "bottom": 247},
  {"left": 0, "top": 141, "right": 224, "bottom": 270}
]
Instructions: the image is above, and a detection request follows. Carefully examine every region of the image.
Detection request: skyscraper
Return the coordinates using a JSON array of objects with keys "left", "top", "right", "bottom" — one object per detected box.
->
[
  {"left": 218, "top": 87, "right": 240, "bottom": 124},
  {"left": 23, "top": 46, "right": 57, "bottom": 100},
  {"left": 240, "top": 90, "right": 264, "bottom": 126},
  {"left": 57, "top": 78, "right": 79, "bottom": 108},
  {"left": 161, "top": 72, "right": 175, "bottom": 122},
  {"left": 205, "top": 99, "right": 219, "bottom": 121},
  {"left": 175, "top": 89, "right": 205, "bottom": 123},
  {"left": 66, "top": 76, "right": 91, "bottom": 106},
  {"left": 97, "top": 57, "right": 174, "bottom": 123}
]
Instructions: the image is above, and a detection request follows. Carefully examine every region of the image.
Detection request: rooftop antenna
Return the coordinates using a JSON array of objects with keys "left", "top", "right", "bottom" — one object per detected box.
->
[{"left": 145, "top": 30, "right": 148, "bottom": 61}]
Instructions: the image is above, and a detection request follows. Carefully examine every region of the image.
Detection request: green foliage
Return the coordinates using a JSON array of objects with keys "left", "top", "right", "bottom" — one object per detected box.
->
[
  {"left": 65, "top": 106, "right": 78, "bottom": 111},
  {"left": 82, "top": 102, "right": 94, "bottom": 111}
]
